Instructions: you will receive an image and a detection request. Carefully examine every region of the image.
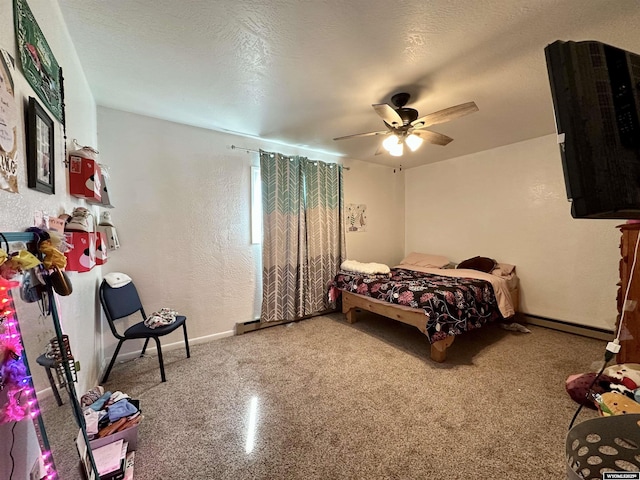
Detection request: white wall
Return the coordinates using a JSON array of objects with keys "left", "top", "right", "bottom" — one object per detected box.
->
[
  {"left": 0, "top": 0, "right": 100, "bottom": 392},
  {"left": 0, "top": 0, "right": 98, "bottom": 477},
  {"left": 405, "top": 134, "right": 620, "bottom": 330},
  {"left": 96, "top": 107, "right": 405, "bottom": 357},
  {"left": 342, "top": 159, "right": 405, "bottom": 266}
]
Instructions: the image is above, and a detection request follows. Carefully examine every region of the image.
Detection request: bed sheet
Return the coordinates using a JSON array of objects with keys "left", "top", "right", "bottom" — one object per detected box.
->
[
  {"left": 395, "top": 264, "right": 516, "bottom": 318},
  {"left": 330, "top": 267, "right": 507, "bottom": 343}
]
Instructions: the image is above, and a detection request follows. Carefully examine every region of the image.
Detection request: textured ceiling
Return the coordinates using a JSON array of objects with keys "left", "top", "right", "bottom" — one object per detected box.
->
[{"left": 58, "top": 0, "right": 640, "bottom": 169}]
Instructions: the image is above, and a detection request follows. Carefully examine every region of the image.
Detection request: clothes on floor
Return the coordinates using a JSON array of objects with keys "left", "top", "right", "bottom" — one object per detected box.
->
[
  {"left": 88, "top": 390, "right": 113, "bottom": 411},
  {"left": 79, "top": 386, "right": 142, "bottom": 439},
  {"left": 83, "top": 408, "right": 101, "bottom": 436},
  {"left": 110, "top": 391, "right": 131, "bottom": 403},
  {"left": 108, "top": 399, "right": 139, "bottom": 423},
  {"left": 499, "top": 322, "right": 531, "bottom": 333},
  {"left": 81, "top": 385, "right": 105, "bottom": 408}
]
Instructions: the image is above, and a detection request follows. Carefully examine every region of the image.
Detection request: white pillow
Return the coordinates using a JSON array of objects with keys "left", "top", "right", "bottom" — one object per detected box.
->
[{"left": 104, "top": 272, "right": 132, "bottom": 288}]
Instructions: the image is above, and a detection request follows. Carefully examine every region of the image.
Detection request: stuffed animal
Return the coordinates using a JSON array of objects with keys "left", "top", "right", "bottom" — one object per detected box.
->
[
  {"left": 604, "top": 363, "right": 640, "bottom": 390},
  {"left": 565, "top": 373, "right": 618, "bottom": 409},
  {"left": 597, "top": 392, "right": 640, "bottom": 416}
]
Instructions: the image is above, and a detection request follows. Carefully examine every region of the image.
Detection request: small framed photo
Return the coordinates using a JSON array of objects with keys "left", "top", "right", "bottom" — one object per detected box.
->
[{"left": 26, "top": 96, "right": 55, "bottom": 194}]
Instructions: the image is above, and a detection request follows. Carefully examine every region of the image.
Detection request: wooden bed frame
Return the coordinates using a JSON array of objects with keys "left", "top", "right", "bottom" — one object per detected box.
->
[
  {"left": 341, "top": 291, "right": 455, "bottom": 362},
  {"left": 340, "top": 285, "right": 520, "bottom": 362}
]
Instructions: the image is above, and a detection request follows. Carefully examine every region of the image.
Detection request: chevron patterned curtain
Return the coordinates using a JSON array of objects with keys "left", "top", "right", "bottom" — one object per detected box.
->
[{"left": 260, "top": 151, "right": 345, "bottom": 323}]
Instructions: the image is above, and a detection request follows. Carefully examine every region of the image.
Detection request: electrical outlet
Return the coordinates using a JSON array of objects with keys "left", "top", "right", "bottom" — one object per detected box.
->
[{"left": 75, "top": 360, "right": 81, "bottom": 372}]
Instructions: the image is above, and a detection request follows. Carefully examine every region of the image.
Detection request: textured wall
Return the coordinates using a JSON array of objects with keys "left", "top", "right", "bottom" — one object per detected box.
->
[
  {"left": 405, "top": 134, "right": 620, "bottom": 330},
  {"left": 0, "top": 0, "right": 99, "bottom": 393},
  {"left": 342, "top": 160, "right": 405, "bottom": 266},
  {"left": 96, "top": 107, "right": 259, "bottom": 355},
  {"left": 0, "top": 0, "right": 98, "bottom": 477},
  {"left": 96, "top": 107, "right": 405, "bottom": 359}
]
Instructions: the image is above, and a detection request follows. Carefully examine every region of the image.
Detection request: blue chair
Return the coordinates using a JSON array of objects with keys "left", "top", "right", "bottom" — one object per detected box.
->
[{"left": 99, "top": 279, "right": 190, "bottom": 383}]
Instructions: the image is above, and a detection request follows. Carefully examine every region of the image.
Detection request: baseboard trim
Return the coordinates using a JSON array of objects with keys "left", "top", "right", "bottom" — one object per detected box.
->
[
  {"left": 238, "top": 312, "right": 614, "bottom": 341},
  {"left": 35, "top": 386, "right": 56, "bottom": 402},
  {"left": 236, "top": 310, "right": 338, "bottom": 335},
  {"left": 236, "top": 318, "right": 289, "bottom": 334},
  {"left": 100, "top": 329, "right": 234, "bottom": 373},
  {"left": 522, "top": 314, "right": 613, "bottom": 341}
]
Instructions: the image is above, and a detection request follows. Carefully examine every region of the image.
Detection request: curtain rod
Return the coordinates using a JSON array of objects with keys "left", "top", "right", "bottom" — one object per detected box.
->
[{"left": 229, "top": 145, "right": 350, "bottom": 170}]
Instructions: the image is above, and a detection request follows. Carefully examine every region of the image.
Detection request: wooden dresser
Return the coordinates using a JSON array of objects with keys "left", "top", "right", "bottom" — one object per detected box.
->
[{"left": 616, "top": 223, "right": 640, "bottom": 363}]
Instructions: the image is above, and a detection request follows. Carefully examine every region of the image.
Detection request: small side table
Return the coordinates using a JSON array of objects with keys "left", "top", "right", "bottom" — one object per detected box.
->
[{"left": 36, "top": 354, "right": 63, "bottom": 406}]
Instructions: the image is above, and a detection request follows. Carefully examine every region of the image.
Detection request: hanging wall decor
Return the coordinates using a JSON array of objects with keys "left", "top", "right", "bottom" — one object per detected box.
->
[
  {"left": 0, "top": 49, "right": 20, "bottom": 193},
  {"left": 346, "top": 203, "right": 367, "bottom": 232},
  {"left": 26, "top": 97, "right": 55, "bottom": 194},
  {"left": 14, "top": 0, "right": 63, "bottom": 122}
]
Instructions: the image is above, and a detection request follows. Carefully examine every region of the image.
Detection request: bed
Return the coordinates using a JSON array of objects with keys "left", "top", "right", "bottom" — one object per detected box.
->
[{"left": 329, "top": 253, "right": 519, "bottom": 362}]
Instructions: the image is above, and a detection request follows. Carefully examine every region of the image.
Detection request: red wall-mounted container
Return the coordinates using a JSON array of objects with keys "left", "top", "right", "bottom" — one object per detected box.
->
[
  {"left": 69, "top": 152, "right": 102, "bottom": 203},
  {"left": 64, "top": 232, "right": 102, "bottom": 272}
]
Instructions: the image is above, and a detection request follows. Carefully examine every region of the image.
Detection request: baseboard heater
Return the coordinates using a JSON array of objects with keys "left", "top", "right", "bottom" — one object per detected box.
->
[
  {"left": 522, "top": 314, "right": 613, "bottom": 341},
  {"left": 237, "top": 311, "right": 614, "bottom": 341},
  {"left": 236, "top": 309, "right": 338, "bottom": 335}
]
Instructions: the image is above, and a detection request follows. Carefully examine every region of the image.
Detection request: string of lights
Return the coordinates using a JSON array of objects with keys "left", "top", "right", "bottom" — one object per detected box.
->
[{"left": 0, "top": 276, "right": 58, "bottom": 479}]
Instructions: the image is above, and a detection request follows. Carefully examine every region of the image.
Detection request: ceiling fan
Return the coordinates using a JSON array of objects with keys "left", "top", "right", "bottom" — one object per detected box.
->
[{"left": 333, "top": 93, "right": 479, "bottom": 156}]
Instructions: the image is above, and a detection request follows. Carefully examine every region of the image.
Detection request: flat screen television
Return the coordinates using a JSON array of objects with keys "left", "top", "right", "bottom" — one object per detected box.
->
[{"left": 545, "top": 40, "right": 640, "bottom": 219}]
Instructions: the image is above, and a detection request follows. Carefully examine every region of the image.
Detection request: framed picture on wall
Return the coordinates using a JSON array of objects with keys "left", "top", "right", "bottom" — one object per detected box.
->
[
  {"left": 14, "top": 0, "right": 63, "bottom": 122},
  {"left": 26, "top": 96, "right": 55, "bottom": 194}
]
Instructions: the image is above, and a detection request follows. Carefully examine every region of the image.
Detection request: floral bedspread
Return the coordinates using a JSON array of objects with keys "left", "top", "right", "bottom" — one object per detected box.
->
[{"left": 330, "top": 268, "right": 502, "bottom": 343}]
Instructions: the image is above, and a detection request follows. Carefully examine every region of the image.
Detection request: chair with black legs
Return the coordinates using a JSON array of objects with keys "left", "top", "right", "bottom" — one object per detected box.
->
[{"left": 99, "top": 277, "right": 190, "bottom": 383}]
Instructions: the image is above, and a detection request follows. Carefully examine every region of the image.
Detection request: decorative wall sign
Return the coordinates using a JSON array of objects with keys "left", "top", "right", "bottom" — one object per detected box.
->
[
  {"left": 26, "top": 97, "right": 55, "bottom": 194},
  {"left": 346, "top": 203, "right": 367, "bottom": 232},
  {"left": 0, "top": 49, "right": 19, "bottom": 193},
  {"left": 14, "top": 0, "right": 63, "bottom": 122},
  {"left": 0, "top": 276, "right": 59, "bottom": 477}
]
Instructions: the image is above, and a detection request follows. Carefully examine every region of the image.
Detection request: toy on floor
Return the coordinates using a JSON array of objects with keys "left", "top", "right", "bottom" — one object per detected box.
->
[
  {"left": 566, "top": 363, "right": 640, "bottom": 414},
  {"left": 595, "top": 392, "right": 640, "bottom": 416}
]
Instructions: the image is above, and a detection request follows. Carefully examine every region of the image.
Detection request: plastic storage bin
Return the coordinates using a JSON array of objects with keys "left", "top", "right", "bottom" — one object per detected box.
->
[{"left": 567, "top": 414, "right": 640, "bottom": 479}]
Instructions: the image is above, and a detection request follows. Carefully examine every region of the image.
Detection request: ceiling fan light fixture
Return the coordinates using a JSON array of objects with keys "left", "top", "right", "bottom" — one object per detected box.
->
[
  {"left": 334, "top": 94, "right": 478, "bottom": 158},
  {"left": 389, "top": 142, "right": 403, "bottom": 157},
  {"left": 405, "top": 134, "right": 424, "bottom": 152},
  {"left": 382, "top": 134, "right": 400, "bottom": 152}
]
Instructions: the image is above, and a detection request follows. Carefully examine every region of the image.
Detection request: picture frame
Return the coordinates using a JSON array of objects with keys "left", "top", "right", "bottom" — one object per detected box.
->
[
  {"left": 26, "top": 96, "right": 55, "bottom": 194},
  {"left": 14, "top": 0, "right": 63, "bottom": 122}
]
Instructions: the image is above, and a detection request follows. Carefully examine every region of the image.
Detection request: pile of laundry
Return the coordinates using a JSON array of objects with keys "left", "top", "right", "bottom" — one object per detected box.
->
[
  {"left": 80, "top": 386, "right": 142, "bottom": 439},
  {"left": 566, "top": 363, "right": 640, "bottom": 416},
  {"left": 144, "top": 308, "right": 179, "bottom": 329}
]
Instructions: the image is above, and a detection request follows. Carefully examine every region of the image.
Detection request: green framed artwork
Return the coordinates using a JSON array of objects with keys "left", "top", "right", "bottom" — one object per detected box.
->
[{"left": 14, "top": 0, "right": 63, "bottom": 122}]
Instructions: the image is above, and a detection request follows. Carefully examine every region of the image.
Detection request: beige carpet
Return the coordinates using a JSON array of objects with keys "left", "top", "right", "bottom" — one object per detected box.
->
[{"left": 41, "top": 312, "right": 603, "bottom": 479}]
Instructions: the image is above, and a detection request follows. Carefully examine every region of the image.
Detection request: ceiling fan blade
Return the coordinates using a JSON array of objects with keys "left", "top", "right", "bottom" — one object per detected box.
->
[
  {"left": 411, "top": 101, "right": 479, "bottom": 129},
  {"left": 333, "top": 130, "right": 389, "bottom": 141},
  {"left": 413, "top": 130, "right": 453, "bottom": 146},
  {"left": 374, "top": 144, "right": 387, "bottom": 156},
  {"left": 372, "top": 103, "right": 403, "bottom": 127}
]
